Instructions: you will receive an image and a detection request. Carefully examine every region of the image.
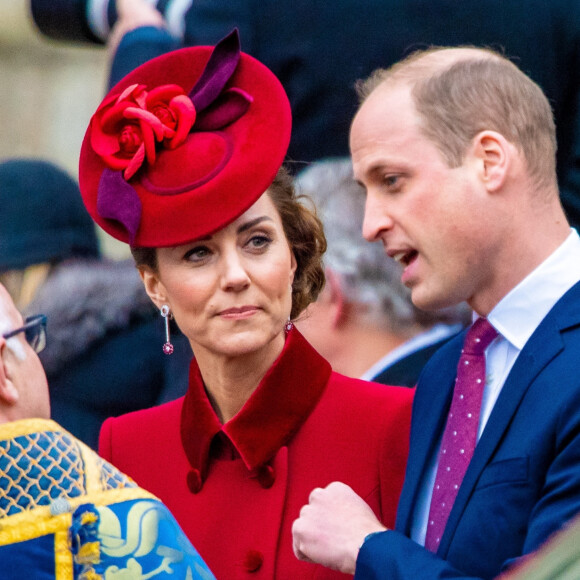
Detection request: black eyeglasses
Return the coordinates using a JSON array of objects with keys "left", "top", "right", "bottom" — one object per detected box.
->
[{"left": 2, "top": 315, "right": 47, "bottom": 354}]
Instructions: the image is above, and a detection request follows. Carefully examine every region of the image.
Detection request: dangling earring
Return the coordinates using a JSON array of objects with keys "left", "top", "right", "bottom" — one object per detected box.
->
[
  {"left": 160, "top": 304, "right": 174, "bottom": 355},
  {"left": 286, "top": 283, "right": 294, "bottom": 333}
]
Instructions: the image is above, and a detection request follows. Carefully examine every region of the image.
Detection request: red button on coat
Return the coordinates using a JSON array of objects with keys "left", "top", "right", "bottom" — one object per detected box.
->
[
  {"left": 256, "top": 464, "right": 275, "bottom": 489},
  {"left": 244, "top": 550, "right": 264, "bottom": 572},
  {"left": 187, "top": 469, "right": 202, "bottom": 493}
]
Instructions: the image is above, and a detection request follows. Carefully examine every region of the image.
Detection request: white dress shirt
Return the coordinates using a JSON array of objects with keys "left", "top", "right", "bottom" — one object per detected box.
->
[{"left": 411, "top": 229, "right": 580, "bottom": 545}]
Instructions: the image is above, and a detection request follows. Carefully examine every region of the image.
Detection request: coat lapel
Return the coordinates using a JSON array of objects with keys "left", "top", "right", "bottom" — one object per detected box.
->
[{"left": 439, "top": 282, "right": 580, "bottom": 555}]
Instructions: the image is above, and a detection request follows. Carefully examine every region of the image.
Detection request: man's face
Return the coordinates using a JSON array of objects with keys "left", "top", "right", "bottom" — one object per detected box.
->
[
  {"left": 350, "top": 83, "right": 497, "bottom": 312},
  {"left": 0, "top": 284, "right": 50, "bottom": 419}
]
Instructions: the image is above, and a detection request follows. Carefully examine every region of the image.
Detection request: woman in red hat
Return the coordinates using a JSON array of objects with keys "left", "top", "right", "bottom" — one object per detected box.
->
[{"left": 80, "top": 30, "right": 413, "bottom": 579}]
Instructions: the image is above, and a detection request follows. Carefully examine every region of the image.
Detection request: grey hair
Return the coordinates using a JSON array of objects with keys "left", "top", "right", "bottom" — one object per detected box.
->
[{"left": 295, "top": 158, "right": 470, "bottom": 332}]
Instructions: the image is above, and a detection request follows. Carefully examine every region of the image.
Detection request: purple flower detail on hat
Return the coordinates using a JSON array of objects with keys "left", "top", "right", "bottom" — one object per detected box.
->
[
  {"left": 93, "top": 28, "right": 253, "bottom": 243},
  {"left": 189, "top": 28, "right": 253, "bottom": 125},
  {"left": 97, "top": 169, "right": 142, "bottom": 244}
]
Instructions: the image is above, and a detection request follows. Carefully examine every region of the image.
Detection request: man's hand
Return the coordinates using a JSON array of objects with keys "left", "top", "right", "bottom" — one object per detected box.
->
[{"left": 292, "top": 481, "right": 387, "bottom": 575}]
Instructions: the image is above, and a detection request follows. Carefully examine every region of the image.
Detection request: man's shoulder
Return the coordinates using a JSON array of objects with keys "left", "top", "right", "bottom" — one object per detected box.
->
[{"left": 544, "top": 279, "right": 580, "bottom": 328}]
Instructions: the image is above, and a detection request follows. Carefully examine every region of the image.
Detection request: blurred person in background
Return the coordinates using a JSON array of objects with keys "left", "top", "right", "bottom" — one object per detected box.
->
[
  {"left": 0, "top": 158, "right": 190, "bottom": 449},
  {"left": 295, "top": 158, "right": 469, "bottom": 386},
  {"left": 0, "top": 281, "right": 215, "bottom": 579}
]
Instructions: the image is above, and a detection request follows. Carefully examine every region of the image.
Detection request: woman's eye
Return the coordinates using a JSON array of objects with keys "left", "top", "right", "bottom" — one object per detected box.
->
[
  {"left": 248, "top": 234, "right": 272, "bottom": 249},
  {"left": 184, "top": 246, "right": 211, "bottom": 262}
]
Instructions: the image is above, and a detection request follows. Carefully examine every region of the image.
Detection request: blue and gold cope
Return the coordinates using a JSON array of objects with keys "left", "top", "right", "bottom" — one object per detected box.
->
[{"left": 0, "top": 419, "right": 214, "bottom": 579}]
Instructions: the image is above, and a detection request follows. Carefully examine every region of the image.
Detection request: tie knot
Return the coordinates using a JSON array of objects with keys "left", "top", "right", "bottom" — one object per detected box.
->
[{"left": 463, "top": 318, "right": 498, "bottom": 355}]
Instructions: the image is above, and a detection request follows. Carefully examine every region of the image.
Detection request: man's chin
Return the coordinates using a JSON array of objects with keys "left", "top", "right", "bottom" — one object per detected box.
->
[{"left": 410, "top": 288, "right": 456, "bottom": 313}]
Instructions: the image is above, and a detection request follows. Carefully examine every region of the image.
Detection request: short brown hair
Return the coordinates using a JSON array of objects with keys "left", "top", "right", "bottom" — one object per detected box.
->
[
  {"left": 357, "top": 47, "right": 557, "bottom": 191},
  {"left": 131, "top": 166, "right": 326, "bottom": 320},
  {"left": 267, "top": 166, "right": 326, "bottom": 319}
]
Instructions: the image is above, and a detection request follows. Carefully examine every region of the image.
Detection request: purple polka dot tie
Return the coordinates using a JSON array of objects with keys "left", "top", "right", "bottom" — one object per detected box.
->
[{"left": 424, "top": 317, "right": 498, "bottom": 552}]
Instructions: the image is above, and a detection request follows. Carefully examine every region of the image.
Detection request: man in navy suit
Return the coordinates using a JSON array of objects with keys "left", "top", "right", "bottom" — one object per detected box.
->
[{"left": 292, "top": 47, "right": 580, "bottom": 579}]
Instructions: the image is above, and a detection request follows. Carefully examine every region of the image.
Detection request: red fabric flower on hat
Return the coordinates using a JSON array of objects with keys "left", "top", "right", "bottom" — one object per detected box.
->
[
  {"left": 87, "top": 29, "right": 278, "bottom": 246},
  {"left": 90, "top": 83, "right": 196, "bottom": 180}
]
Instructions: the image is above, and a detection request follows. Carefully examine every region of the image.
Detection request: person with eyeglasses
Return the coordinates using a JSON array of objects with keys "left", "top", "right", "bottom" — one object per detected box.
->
[
  {"left": 0, "top": 282, "right": 215, "bottom": 579},
  {"left": 2, "top": 314, "right": 47, "bottom": 354}
]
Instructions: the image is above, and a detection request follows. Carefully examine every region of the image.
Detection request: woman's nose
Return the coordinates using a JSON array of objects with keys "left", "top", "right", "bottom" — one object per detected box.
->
[{"left": 220, "top": 250, "right": 251, "bottom": 291}]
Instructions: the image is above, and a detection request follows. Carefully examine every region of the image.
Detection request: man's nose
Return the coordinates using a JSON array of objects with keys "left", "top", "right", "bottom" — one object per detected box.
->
[{"left": 362, "top": 192, "right": 394, "bottom": 242}]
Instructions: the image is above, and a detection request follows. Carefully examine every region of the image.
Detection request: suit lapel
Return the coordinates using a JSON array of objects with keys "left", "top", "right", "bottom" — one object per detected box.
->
[
  {"left": 396, "top": 333, "right": 464, "bottom": 535},
  {"left": 439, "top": 282, "right": 580, "bottom": 554}
]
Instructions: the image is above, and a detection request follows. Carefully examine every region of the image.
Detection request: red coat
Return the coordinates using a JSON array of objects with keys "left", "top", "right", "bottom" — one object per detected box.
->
[{"left": 99, "top": 328, "right": 413, "bottom": 579}]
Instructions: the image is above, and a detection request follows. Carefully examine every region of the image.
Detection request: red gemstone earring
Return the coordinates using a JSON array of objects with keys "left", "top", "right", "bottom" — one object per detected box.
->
[{"left": 160, "top": 304, "right": 174, "bottom": 355}]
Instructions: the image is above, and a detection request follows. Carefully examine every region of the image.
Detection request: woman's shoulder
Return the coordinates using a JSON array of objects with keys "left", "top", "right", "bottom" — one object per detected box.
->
[
  {"left": 103, "top": 396, "right": 185, "bottom": 431},
  {"left": 311, "top": 372, "right": 414, "bottom": 432}
]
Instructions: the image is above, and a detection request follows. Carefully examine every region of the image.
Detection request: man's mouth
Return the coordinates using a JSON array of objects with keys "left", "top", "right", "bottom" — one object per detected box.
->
[{"left": 392, "top": 250, "right": 418, "bottom": 267}]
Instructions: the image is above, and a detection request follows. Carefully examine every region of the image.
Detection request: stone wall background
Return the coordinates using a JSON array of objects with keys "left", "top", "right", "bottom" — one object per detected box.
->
[{"left": 0, "top": 0, "right": 128, "bottom": 258}]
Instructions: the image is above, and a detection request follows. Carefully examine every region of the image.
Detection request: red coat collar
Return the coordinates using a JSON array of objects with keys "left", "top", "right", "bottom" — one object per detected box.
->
[{"left": 180, "top": 328, "right": 331, "bottom": 481}]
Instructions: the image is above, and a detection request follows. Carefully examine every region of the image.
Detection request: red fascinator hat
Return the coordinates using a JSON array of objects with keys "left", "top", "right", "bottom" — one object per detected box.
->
[{"left": 78, "top": 30, "right": 291, "bottom": 247}]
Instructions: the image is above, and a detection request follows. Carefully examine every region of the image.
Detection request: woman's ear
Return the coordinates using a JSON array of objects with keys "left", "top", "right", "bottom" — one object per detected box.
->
[
  {"left": 289, "top": 252, "right": 298, "bottom": 286},
  {"left": 139, "top": 267, "right": 168, "bottom": 311},
  {"left": 470, "top": 130, "right": 511, "bottom": 192}
]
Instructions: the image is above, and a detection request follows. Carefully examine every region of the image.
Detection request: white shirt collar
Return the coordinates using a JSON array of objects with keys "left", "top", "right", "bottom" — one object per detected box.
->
[{"left": 487, "top": 229, "right": 580, "bottom": 350}]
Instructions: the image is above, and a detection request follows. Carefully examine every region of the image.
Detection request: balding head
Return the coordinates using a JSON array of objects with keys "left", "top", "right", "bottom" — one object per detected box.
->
[
  {"left": 355, "top": 46, "right": 558, "bottom": 193},
  {"left": 357, "top": 46, "right": 501, "bottom": 98}
]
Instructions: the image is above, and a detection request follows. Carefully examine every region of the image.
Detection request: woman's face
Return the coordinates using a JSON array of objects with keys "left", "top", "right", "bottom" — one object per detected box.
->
[{"left": 142, "top": 193, "right": 297, "bottom": 359}]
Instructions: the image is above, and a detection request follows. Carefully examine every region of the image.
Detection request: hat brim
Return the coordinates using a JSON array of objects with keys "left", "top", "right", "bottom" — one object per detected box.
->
[{"left": 79, "top": 39, "right": 291, "bottom": 247}]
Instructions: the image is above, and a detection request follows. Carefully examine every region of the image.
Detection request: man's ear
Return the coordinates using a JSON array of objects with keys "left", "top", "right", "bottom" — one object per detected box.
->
[
  {"left": 325, "top": 269, "right": 348, "bottom": 328},
  {"left": 0, "top": 339, "right": 20, "bottom": 405},
  {"left": 138, "top": 267, "right": 168, "bottom": 311},
  {"left": 470, "top": 130, "right": 511, "bottom": 192}
]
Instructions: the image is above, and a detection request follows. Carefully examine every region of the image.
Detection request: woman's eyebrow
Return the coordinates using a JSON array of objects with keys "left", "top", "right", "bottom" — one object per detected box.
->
[{"left": 237, "top": 216, "right": 273, "bottom": 234}]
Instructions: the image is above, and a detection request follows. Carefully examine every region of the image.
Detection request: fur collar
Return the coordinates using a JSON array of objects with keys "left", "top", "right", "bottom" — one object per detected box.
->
[
  {"left": 180, "top": 328, "right": 332, "bottom": 483},
  {"left": 26, "top": 259, "right": 155, "bottom": 375}
]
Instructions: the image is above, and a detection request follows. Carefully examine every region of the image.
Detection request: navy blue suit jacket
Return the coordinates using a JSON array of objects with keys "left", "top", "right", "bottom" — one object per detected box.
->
[{"left": 356, "top": 281, "right": 580, "bottom": 579}]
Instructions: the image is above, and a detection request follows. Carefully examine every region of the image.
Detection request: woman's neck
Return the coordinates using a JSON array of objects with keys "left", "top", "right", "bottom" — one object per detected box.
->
[{"left": 193, "top": 333, "right": 286, "bottom": 423}]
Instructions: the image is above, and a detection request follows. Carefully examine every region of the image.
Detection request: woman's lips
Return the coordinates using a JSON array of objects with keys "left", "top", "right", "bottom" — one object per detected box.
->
[{"left": 218, "top": 306, "right": 260, "bottom": 319}]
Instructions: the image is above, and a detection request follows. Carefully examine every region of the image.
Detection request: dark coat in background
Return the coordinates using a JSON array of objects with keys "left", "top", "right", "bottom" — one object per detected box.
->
[{"left": 110, "top": 0, "right": 580, "bottom": 229}]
